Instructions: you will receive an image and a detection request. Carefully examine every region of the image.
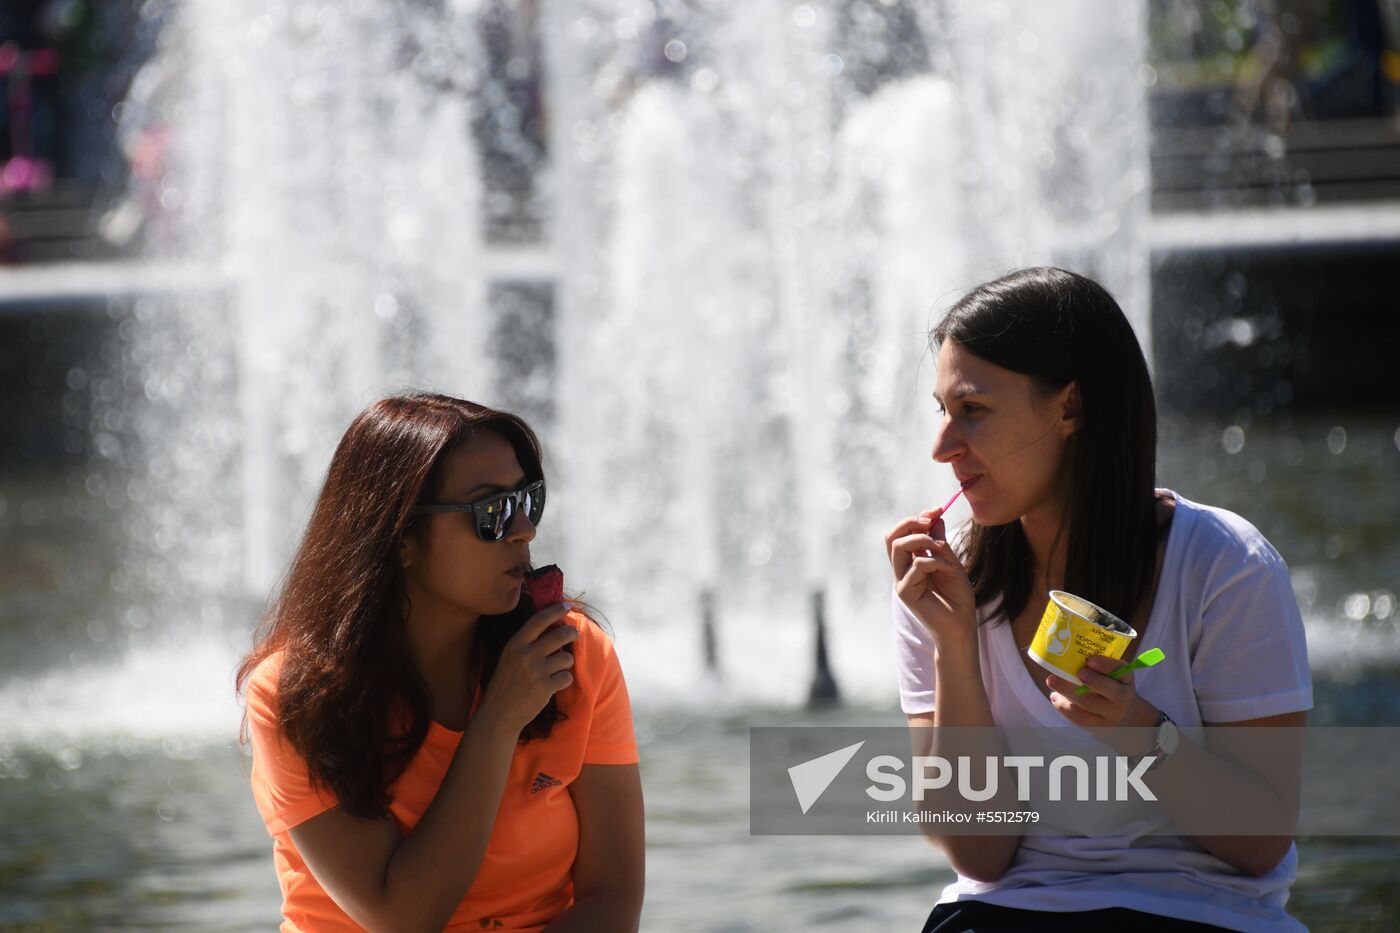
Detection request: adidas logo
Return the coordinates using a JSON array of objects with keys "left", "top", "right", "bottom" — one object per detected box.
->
[{"left": 530, "top": 772, "right": 562, "bottom": 794}]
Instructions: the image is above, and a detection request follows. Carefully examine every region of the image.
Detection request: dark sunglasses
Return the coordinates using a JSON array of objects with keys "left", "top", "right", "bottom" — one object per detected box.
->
[{"left": 411, "top": 479, "right": 545, "bottom": 542}]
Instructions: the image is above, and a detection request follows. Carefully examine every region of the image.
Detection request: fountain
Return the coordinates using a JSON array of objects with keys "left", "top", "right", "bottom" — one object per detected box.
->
[{"left": 2, "top": 0, "right": 1151, "bottom": 724}]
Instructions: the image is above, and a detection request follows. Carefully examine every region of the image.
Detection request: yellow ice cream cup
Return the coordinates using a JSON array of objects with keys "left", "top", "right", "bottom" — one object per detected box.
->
[{"left": 1026, "top": 590, "right": 1136, "bottom": 686}]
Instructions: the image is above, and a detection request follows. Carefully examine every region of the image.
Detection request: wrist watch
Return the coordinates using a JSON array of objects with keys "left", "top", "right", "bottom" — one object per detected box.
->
[{"left": 1134, "top": 710, "right": 1179, "bottom": 772}]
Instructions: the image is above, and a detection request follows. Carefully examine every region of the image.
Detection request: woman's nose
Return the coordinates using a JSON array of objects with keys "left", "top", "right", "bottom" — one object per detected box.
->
[
  {"left": 505, "top": 509, "right": 537, "bottom": 543},
  {"left": 931, "top": 419, "right": 962, "bottom": 464}
]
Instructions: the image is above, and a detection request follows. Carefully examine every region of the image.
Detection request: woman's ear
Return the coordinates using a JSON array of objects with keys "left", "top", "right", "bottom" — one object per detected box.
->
[
  {"left": 400, "top": 531, "right": 417, "bottom": 570},
  {"left": 1060, "top": 381, "right": 1083, "bottom": 436}
]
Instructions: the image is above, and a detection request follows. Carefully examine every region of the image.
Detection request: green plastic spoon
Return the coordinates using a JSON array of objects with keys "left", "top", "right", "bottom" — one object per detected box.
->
[{"left": 1074, "top": 647, "right": 1166, "bottom": 695}]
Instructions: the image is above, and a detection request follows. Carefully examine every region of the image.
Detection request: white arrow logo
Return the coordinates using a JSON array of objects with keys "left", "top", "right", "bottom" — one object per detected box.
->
[{"left": 787, "top": 741, "right": 866, "bottom": 814}]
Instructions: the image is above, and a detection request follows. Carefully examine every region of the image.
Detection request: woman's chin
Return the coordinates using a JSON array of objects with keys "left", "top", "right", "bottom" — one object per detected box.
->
[
  {"left": 468, "top": 589, "right": 525, "bottom": 619},
  {"left": 968, "top": 503, "right": 1011, "bottom": 527}
]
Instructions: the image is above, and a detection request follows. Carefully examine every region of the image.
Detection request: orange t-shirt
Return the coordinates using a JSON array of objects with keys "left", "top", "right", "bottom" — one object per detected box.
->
[{"left": 244, "top": 613, "right": 639, "bottom": 932}]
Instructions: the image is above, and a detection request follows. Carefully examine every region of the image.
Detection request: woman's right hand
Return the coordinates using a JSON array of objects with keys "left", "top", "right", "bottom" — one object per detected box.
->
[
  {"left": 885, "top": 509, "right": 977, "bottom": 650},
  {"left": 479, "top": 604, "right": 579, "bottom": 734}
]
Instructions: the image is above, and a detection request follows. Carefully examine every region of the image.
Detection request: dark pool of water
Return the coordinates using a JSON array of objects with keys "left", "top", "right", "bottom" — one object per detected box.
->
[
  {"left": 1, "top": 711, "right": 1398, "bottom": 931},
  {"left": 1, "top": 413, "right": 1397, "bottom": 929}
]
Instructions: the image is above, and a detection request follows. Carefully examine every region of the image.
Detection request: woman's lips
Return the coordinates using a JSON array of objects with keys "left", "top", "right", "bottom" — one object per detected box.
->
[{"left": 959, "top": 476, "right": 982, "bottom": 490}]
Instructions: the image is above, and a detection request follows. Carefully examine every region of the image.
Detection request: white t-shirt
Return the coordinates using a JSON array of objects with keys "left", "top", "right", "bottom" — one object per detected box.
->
[{"left": 892, "top": 490, "right": 1312, "bottom": 933}]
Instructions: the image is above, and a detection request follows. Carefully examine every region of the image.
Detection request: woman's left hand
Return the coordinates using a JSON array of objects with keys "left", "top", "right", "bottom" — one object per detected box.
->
[{"left": 1046, "top": 656, "right": 1159, "bottom": 740}]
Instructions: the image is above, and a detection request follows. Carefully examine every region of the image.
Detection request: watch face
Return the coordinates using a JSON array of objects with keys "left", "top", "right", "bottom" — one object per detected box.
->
[{"left": 1159, "top": 717, "right": 1180, "bottom": 756}]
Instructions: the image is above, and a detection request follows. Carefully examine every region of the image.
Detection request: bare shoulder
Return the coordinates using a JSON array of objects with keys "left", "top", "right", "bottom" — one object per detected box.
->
[{"left": 1156, "top": 491, "right": 1177, "bottom": 523}]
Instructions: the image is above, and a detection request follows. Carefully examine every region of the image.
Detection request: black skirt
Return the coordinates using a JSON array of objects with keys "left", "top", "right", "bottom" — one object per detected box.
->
[{"left": 922, "top": 900, "right": 1238, "bottom": 933}]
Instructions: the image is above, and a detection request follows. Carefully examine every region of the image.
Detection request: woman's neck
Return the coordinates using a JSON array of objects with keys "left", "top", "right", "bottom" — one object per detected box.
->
[
  {"left": 1020, "top": 503, "right": 1068, "bottom": 594},
  {"left": 404, "top": 595, "right": 480, "bottom": 724}
]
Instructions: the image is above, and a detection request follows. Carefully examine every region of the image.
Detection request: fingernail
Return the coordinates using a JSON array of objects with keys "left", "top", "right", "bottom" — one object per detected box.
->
[
  {"left": 917, "top": 516, "right": 932, "bottom": 524},
  {"left": 562, "top": 602, "right": 574, "bottom": 611}
]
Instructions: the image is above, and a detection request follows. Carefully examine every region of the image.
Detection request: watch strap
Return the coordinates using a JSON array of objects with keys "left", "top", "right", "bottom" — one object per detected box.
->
[{"left": 1135, "top": 710, "right": 1175, "bottom": 773}]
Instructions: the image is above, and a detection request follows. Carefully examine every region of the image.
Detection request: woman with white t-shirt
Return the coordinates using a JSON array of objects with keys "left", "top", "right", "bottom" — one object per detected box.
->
[{"left": 886, "top": 267, "right": 1311, "bottom": 933}]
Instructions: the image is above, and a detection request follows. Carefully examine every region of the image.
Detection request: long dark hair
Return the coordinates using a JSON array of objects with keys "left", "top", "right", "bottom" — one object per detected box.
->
[
  {"left": 237, "top": 393, "right": 577, "bottom": 820},
  {"left": 932, "top": 267, "right": 1159, "bottom": 625}
]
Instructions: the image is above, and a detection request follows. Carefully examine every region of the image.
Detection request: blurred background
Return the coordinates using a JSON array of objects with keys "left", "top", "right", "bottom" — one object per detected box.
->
[{"left": 1, "top": 0, "right": 1397, "bottom": 929}]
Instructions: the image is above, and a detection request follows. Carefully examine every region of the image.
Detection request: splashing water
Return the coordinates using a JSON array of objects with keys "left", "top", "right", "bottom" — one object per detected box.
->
[{"left": 7, "top": 0, "right": 1156, "bottom": 738}]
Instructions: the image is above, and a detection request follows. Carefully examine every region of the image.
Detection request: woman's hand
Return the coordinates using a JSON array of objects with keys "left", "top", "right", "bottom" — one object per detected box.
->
[
  {"left": 479, "top": 603, "right": 579, "bottom": 734},
  {"left": 885, "top": 508, "right": 977, "bottom": 650},
  {"left": 1046, "top": 656, "right": 1159, "bottom": 746}
]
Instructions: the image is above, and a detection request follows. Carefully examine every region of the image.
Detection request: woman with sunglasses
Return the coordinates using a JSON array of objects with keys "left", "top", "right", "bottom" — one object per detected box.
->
[
  {"left": 886, "top": 268, "right": 1310, "bottom": 932},
  {"left": 238, "top": 394, "right": 644, "bottom": 932}
]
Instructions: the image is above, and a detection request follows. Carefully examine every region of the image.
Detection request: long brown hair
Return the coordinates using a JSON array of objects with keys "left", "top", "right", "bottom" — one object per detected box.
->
[
  {"left": 932, "top": 268, "right": 1160, "bottom": 624},
  {"left": 236, "top": 393, "right": 574, "bottom": 820}
]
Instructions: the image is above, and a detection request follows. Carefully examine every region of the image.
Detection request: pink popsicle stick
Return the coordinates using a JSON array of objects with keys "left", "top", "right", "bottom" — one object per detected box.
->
[
  {"left": 938, "top": 485, "right": 965, "bottom": 514},
  {"left": 919, "top": 485, "right": 967, "bottom": 560}
]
